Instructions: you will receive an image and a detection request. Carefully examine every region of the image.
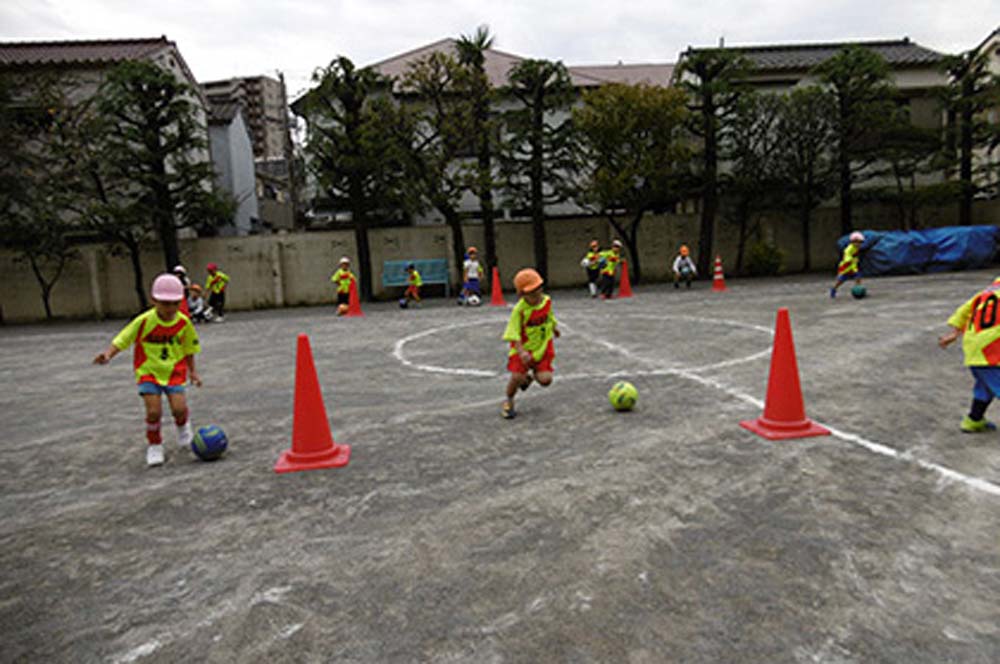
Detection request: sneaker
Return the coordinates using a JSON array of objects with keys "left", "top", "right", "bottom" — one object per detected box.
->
[
  {"left": 147, "top": 444, "right": 165, "bottom": 467},
  {"left": 961, "top": 416, "right": 997, "bottom": 433},
  {"left": 215, "top": 316, "right": 225, "bottom": 323},
  {"left": 674, "top": 282, "right": 679, "bottom": 289},
  {"left": 829, "top": 288, "right": 837, "bottom": 299},
  {"left": 520, "top": 374, "right": 534, "bottom": 392},
  {"left": 177, "top": 421, "right": 193, "bottom": 451},
  {"left": 502, "top": 401, "right": 516, "bottom": 420}
]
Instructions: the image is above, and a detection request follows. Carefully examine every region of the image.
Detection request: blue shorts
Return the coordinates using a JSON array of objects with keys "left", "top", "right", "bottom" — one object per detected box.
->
[
  {"left": 837, "top": 271, "right": 860, "bottom": 283},
  {"left": 137, "top": 382, "right": 186, "bottom": 396},
  {"left": 464, "top": 279, "right": 481, "bottom": 295},
  {"left": 971, "top": 366, "right": 1000, "bottom": 402}
]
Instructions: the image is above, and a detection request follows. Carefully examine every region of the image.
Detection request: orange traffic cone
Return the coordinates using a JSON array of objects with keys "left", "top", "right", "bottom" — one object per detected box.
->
[
  {"left": 618, "top": 259, "right": 633, "bottom": 298},
  {"left": 712, "top": 255, "right": 728, "bottom": 292},
  {"left": 345, "top": 278, "right": 364, "bottom": 317},
  {"left": 275, "top": 334, "right": 352, "bottom": 473},
  {"left": 489, "top": 266, "right": 507, "bottom": 307},
  {"left": 740, "top": 308, "right": 830, "bottom": 440}
]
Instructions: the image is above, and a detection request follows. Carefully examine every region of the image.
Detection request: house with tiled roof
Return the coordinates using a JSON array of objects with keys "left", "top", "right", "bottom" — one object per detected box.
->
[
  {"left": 0, "top": 37, "right": 254, "bottom": 236},
  {"left": 677, "top": 37, "right": 949, "bottom": 129}
]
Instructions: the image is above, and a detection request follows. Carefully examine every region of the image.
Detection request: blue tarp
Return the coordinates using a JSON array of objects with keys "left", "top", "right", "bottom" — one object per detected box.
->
[{"left": 837, "top": 226, "right": 1000, "bottom": 276}]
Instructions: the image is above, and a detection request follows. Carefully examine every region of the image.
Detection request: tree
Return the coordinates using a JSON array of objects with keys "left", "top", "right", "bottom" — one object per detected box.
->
[
  {"left": 940, "top": 49, "right": 1000, "bottom": 223},
  {"left": 400, "top": 51, "right": 475, "bottom": 279},
  {"left": 870, "top": 118, "right": 947, "bottom": 230},
  {"left": 774, "top": 87, "right": 838, "bottom": 271},
  {"left": 0, "top": 76, "right": 78, "bottom": 318},
  {"left": 499, "top": 58, "right": 576, "bottom": 279},
  {"left": 677, "top": 48, "right": 753, "bottom": 276},
  {"left": 456, "top": 25, "right": 500, "bottom": 272},
  {"left": 573, "top": 83, "right": 691, "bottom": 283},
  {"left": 720, "top": 91, "right": 784, "bottom": 273},
  {"left": 815, "top": 46, "right": 898, "bottom": 236},
  {"left": 302, "top": 56, "right": 417, "bottom": 300},
  {"left": 96, "top": 60, "right": 229, "bottom": 271}
]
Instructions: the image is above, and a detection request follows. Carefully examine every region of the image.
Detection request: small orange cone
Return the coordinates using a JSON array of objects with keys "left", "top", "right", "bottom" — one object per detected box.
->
[
  {"left": 275, "top": 334, "right": 351, "bottom": 473},
  {"left": 740, "top": 308, "right": 830, "bottom": 440},
  {"left": 712, "top": 256, "right": 728, "bottom": 292},
  {"left": 345, "top": 278, "right": 364, "bottom": 317},
  {"left": 618, "top": 259, "right": 633, "bottom": 298},
  {"left": 489, "top": 266, "right": 506, "bottom": 307}
]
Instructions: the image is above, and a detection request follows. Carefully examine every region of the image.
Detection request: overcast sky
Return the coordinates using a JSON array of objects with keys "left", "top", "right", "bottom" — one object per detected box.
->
[{"left": 2, "top": 0, "right": 997, "bottom": 100}]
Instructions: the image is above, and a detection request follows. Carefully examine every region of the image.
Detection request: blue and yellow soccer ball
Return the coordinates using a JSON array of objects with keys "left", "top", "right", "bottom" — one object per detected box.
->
[
  {"left": 608, "top": 381, "right": 638, "bottom": 412},
  {"left": 851, "top": 285, "right": 867, "bottom": 300},
  {"left": 192, "top": 425, "right": 228, "bottom": 461}
]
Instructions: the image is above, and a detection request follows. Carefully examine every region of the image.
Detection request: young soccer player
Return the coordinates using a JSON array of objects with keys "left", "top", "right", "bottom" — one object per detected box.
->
[
  {"left": 172, "top": 264, "right": 191, "bottom": 316},
  {"left": 93, "top": 273, "right": 202, "bottom": 467},
  {"left": 461, "top": 247, "right": 485, "bottom": 304},
  {"left": 672, "top": 245, "right": 698, "bottom": 289},
  {"left": 501, "top": 268, "right": 561, "bottom": 420},
  {"left": 330, "top": 257, "right": 356, "bottom": 308},
  {"left": 830, "top": 231, "right": 865, "bottom": 298},
  {"left": 403, "top": 263, "right": 422, "bottom": 307},
  {"left": 581, "top": 240, "right": 602, "bottom": 298},
  {"left": 598, "top": 240, "right": 623, "bottom": 299},
  {"left": 187, "top": 284, "right": 210, "bottom": 322},
  {"left": 205, "top": 262, "right": 231, "bottom": 321},
  {"left": 939, "top": 275, "right": 1000, "bottom": 433}
]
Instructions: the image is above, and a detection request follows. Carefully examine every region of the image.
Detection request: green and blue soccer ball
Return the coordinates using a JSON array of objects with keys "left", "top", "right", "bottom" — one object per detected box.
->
[
  {"left": 851, "top": 285, "right": 867, "bottom": 300},
  {"left": 192, "top": 425, "right": 228, "bottom": 461},
  {"left": 608, "top": 381, "right": 638, "bottom": 412}
]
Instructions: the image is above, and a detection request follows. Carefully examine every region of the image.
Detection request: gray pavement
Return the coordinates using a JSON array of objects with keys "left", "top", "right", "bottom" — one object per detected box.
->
[{"left": 2, "top": 269, "right": 1000, "bottom": 663}]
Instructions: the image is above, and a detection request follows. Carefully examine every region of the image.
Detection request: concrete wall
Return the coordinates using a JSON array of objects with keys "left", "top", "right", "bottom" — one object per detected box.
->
[{"left": 2, "top": 203, "right": 998, "bottom": 323}]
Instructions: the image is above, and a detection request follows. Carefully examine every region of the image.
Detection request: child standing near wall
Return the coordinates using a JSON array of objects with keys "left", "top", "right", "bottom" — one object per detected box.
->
[
  {"left": 672, "top": 245, "right": 698, "bottom": 289},
  {"left": 93, "top": 274, "right": 202, "bottom": 467},
  {"left": 598, "top": 240, "right": 623, "bottom": 299},
  {"left": 939, "top": 275, "right": 1000, "bottom": 433},
  {"left": 501, "top": 268, "right": 560, "bottom": 420},
  {"left": 331, "top": 257, "right": 356, "bottom": 311},
  {"left": 401, "top": 263, "right": 422, "bottom": 308},
  {"left": 205, "top": 262, "right": 231, "bottom": 322},
  {"left": 461, "top": 247, "right": 485, "bottom": 304},
  {"left": 581, "top": 240, "right": 602, "bottom": 298}
]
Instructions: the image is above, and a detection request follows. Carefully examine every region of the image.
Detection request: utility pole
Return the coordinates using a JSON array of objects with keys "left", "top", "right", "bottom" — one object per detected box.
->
[{"left": 278, "top": 70, "right": 299, "bottom": 224}]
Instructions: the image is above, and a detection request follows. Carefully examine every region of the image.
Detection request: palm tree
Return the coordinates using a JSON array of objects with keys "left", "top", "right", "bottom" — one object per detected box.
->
[{"left": 456, "top": 26, "right": 499, "bottom": 273}]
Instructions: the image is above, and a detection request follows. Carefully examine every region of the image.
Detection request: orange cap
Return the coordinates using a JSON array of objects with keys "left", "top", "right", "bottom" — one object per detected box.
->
[
  {"left": 589, "top": 240, "right": 599, "bottom": 250},
  {"left": 513, "top": 268, "right": 544, "bottom": 293},
  {"left": 467, "top": 246, "right": 478, "bottom": 254},
  {"left": 680, "top": 245, "right": 689, "bottom": 256}
]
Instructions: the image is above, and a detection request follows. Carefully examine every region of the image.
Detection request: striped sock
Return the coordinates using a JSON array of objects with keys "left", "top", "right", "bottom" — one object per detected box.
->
[{"left": 146, "top": 419, "right": 162, "bottom": 444}]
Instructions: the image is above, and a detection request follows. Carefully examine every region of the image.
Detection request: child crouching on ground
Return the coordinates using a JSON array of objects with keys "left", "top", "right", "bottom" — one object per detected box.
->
[
  {"left": 939, "top": 275, "right": 1000, "bottom": 433},
  {"left": 502, "top": 268, "right": 560, "bottom": 419},
  {"left": 94, "top": 274, "right": 202, "bottom": 467}
]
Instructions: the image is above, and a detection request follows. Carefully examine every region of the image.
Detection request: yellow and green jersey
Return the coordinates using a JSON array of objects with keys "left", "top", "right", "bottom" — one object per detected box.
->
[
  {"left": 600, "top": 249, "right": 620, "bottom": 276},
  {"left": 408, "top": 269, "right": 423, "bottom": 287},
  {"left": 838, "top": 244, "right": 860, "bottom": 275},
  {"left": 947, "top": 278, "right": 1000, "bottom": 366},
  {"left": 331, "top": 268, "right": 355, "bottom": 294},
  {"left": 585, "top": 250, "right": 601, "bottom": 270},
  {"left": 503, "top": 295, "right": 557, "bottom": 361},
  {"left": 206, "top": 271, "right": 230, "bottom": 294},
  {"left": 112, "top": 308, "right": 200, "bottom": 385}
]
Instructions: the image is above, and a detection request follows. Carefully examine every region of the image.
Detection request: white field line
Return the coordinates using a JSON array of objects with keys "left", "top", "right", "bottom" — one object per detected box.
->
[{"left": 565, "top": 323, "right": 1000, "bottom": 499}]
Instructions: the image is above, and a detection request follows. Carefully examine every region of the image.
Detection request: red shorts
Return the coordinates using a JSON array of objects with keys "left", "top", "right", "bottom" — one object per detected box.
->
[
  {"left": 405, "top": 285, "right": 420, "bottom": 299},
  {"left": 507, "top": 341, "right": 555, "bottom": 374}
]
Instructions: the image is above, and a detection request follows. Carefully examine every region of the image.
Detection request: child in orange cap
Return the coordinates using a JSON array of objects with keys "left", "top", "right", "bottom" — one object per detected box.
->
[
  {"left": 205, "top": 262, "right": 230, "bottom": 322},
  {"left": 501, "top": 268, "right": 560, "bottom": 419},
  {"left": 94, "top": 273, "right": 202, "bottom": 467},
  {"left": 672, "top": 244, "right": 698, "bottom": 289},
  {"left": 461, "top": 247, "right": 484, "bottom": 305}
]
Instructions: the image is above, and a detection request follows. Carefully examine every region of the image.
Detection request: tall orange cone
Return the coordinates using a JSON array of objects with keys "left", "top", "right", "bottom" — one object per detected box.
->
[
  {"left": 275, "top": 334, "right": 351, "bottom": 473},
  {"left": 712, "top": 255, "right": 728, "bottom": 292},
  {"left": 740, "top": 308, "right": 830, "bottom": 440},
  {"left": 345, "top": 278, "right": 364, "bottom": 317},
  {"left": 489, "top": 266, "right": 507, "bottom": 306},
  {"left": 618, "top": 259, "right": 633, "bottom": 298}
]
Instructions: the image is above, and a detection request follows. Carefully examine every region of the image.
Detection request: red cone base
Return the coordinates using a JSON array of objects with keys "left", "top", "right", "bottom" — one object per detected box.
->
[
  {"left": 274, "top": 334, "right": 352, "bottom": 473},
  {"left": 489, "top": 266, "right": 507, "bottom": 306},
  {"left": 739, "top": 308, "right": 830, "bottom": 441},
  {"left": 346, "top": 279, "right": 364, "bottom": 317},
  {"left": 618, "top": 259, "right": 633, "bottom": 298}
]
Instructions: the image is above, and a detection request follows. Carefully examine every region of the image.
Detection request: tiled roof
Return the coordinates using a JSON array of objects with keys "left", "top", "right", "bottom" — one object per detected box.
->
[
  {"left": 686, "top": 38, "right": 947, "bottom": 71},
  {"left": 568, "top": 63, "right": 675, "bottom": 87},
  {"left": 208, "top": 101, "right": 242, "bottom": 125},
  {"left": 0, "top": 37, "right": 169, "bottom": 67}
]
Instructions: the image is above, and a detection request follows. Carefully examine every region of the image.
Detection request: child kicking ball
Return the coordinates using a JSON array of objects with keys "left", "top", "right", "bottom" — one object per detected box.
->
[
  {"left": 939, "top": 275, "right": 1000, "bottom": 433},
  {"left": 501, "top": 268, "right": 560, "bottom": 420},
  {"left": 94, "top": 273, "right": 202, "bottom": 466}
]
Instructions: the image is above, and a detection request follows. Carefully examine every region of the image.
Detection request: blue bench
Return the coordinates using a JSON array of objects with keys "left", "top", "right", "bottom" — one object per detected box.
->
[{"left": 382, "top": 259, "right": 451, "bottom": 297}]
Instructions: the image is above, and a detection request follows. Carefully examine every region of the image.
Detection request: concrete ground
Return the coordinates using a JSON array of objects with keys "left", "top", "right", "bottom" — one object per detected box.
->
[{"left": 2, "top": 269, "right": 1000, "bottom": 663}]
